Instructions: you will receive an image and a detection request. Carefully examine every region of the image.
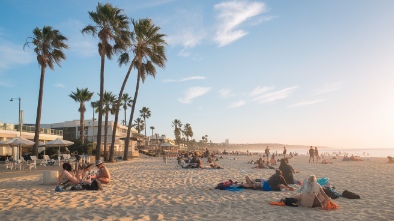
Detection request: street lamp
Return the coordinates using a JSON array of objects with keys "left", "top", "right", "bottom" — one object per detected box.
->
[
  {"left": 10, "top": 97, "right": 22, "bottom": 136},
  {"left": 10, "top": 97, "right": 22, "bottom": 161}
]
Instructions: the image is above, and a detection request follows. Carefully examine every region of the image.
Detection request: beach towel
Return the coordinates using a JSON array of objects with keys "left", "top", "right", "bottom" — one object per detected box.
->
[
  {"left": 316, "top": 178, "right": 329, "bottom": 187},
  {"left": 224, "top": 186, "right": 244, "bottom": 192}
]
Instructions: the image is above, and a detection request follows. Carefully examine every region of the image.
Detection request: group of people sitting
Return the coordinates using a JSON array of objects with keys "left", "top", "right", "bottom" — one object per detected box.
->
[
  {"left": 233, "top": 157, "right": 337, "bottom": 209},
  {"left": 343, "top": 154, "right": 363, "bottom": 161},
  {"left": 177, "top": 152, "right": 222, "bottom": 169},
  {"left": 58, "top": 160, "right": 110, "bottom": 191}
]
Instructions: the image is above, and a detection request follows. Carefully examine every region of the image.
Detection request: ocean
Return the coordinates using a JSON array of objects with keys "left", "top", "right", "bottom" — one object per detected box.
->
[{"left": 223, "top": 145, "right": 394, "bottom": 158}]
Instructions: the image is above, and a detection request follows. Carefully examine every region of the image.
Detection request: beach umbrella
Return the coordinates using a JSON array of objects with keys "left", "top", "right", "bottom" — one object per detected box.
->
[
  {"left": 45, "top": 138, "right": 74, "bottom": 152},
  {"left": 11, "top": 137, "right": 35, "bottom": 147},
  {"left": 1, "top": 137, "right": 35, "bottom": 160},
  {"left": 45, "top": 138, "right": 74, "bottom": 166}
]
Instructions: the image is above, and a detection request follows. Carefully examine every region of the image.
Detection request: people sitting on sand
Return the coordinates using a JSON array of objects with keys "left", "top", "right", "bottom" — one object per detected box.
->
[
  {"left": 322, "top": 159, "right": 333, "bottom": 164},
  {"left": 270, "top": 155, "right": 277, "bottom": 165},
  {"left": 292, "top": 175, "right": 334, "bottom": 209},
  {"left": 59, "top": 162, "right": 82, "bottom": 185},
  {"left": 87, "top": 160, "right": 111, "bottom": 184},
  {"left": 59, "top": 162, "right": 104, "bottom": 190},
  {"left": 208, "top": 157, "right": 222, "bottom": 169},
  {"left": 350, "top": 155, "right": 362, "bottom": 161},
  {"left": 388, "top": 156, "right": 394, "bottom": 163},
  {"left": 278, "top": 159, "right": 301, "bottom": 185},
  {"left": 241, "top": 169, "right": 295, "bottom": 191}
]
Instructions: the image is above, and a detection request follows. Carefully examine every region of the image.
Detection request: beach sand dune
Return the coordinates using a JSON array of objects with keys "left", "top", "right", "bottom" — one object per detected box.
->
[{"left": 1, "top": 155, "right": 393, "bottom": 220}]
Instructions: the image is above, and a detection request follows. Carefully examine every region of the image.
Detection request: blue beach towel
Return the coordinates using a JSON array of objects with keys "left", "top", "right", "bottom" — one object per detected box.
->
[
  {"left": 317, "top": 177, "right": 329, "bottom": 187},
  {"left": 224, "top": 186, "right": 244, "bottom": 192}
]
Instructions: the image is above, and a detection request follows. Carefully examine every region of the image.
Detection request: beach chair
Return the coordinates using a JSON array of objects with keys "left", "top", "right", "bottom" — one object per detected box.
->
[
  {"left": 28, "top": 156, "right": 37, "bottom": 170},
  {"left": 5, "top": 160, "right": 13, "bottom": 170},
  {"left": 15, "top": 160, "right": 26, "bottom": 170},
  {"left": 41, "top": 155, "right": 52, "bottom": 166}
]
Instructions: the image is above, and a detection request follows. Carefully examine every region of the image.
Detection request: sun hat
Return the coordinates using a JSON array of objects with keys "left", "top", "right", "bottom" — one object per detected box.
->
[{"left": 95, "top": 160, "right": 103, "bottom": 166}]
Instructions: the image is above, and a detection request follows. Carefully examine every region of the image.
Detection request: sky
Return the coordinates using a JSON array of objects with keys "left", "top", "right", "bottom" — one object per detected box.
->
[{"left": 0, "top": 0, "right": 393, "bottom": 149}]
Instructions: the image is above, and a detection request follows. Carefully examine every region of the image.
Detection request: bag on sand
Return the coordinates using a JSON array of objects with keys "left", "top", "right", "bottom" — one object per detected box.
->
[
  {"left": 324, "top": 201, "right": 339, "bottom": 210},
  {"left": 342, "top": 190, "right": 360, "bottom": 199},
  {"left": 284, "top": 198, "right": 298, "bottom": 207},
  {"left": 323, "top": 187, "right": 340, "bottom": 199}
]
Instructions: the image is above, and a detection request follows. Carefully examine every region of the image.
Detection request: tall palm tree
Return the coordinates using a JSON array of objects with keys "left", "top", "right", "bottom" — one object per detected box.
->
[
  {"left": 69, "top": 88, "right": 94, "bottom": 144},
  {"left": 90, "top": 101, "right": 99, "bottom": 142},
  {"left": 101, "top": 91, "right": 116, "bottom": 161},
  {"left": 121, "top": 93, "right": 132, "bottom": 126},
  {"left": 122, "top": 19, "right": 167, "bottom": 160},
  {"left": 24, "top": 26, "right": 68, "bottom": 156},
  {"left": 172, "top": 119, "right": 182, "bottom": 147},
  {"left": 139, "top": 107, "right": 151, "bottom": 140},
  {"left": 82, "top": 3, "right": 131, "bottom": 161}
]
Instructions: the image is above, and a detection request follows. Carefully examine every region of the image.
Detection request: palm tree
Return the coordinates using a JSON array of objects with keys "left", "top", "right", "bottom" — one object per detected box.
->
[
  {"left": 172, "top": 119, "right": 182, "bottom": 147},
  {"left": 133, "top": 118, "right": 144, "bottom": 133},
  {"left": 101, "top": 91, "right": 116, "bottom": 161},
  {"left": 69, "top": 88, "right": 94, "bottom": 144},
  {"left": 24, "top": 26, "right": 68, "bottom": 156},
  {"left": 121, "top": 93, "right": 132, "bottom": 126},
  {"left": 150, "top": 126, "right": 155, "bottom": 143},
  {"left": 122, "top": 19, "right": 167, "bottom": 160},
  {"left": 90, "top": 101, "right": 99, "bottom": 142},
  {"left": 82, "top": 3, "right": 131, "bottom": 161},
  {"left": 183, "top": 123, "right": 193, "bottom": 147},
  {"left": 140, "top": 107, "right": 151, "bottom": 140}
]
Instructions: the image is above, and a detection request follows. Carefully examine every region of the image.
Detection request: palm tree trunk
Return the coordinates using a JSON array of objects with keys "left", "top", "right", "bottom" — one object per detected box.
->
[
  {"left": 109, "top": 60, "right": 134, "bottom": 162},
  {"left": 104, "top": 112, "right": 109, "bottom": 161},
  {"left": 33, "top": 67, "right": 46, "bottom": 157},
  {"left": 96, "top": 53, "right": 105, "bottom": 161},
  {"left": 124, "top": 70, "right": 141, "bottom": 160},
  {"left": 80, "top": 102, "right": 85, "bottom": 144}
]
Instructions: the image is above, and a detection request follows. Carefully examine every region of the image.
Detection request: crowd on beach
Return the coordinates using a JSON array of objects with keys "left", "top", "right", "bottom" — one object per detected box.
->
[{"left": 208, "top": 146, "right": 364, "bottom": 210}]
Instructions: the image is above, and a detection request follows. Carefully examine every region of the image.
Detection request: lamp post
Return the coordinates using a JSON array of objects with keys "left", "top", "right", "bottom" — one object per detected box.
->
[
  {"left": 10, "top": 97, "right": 22, "bottom": 136},
  {"left": 10, "top": 97, "right": 22, "bottom": 160}
]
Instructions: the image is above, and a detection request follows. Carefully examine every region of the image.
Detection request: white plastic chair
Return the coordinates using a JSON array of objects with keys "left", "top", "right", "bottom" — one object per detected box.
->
[
  {"left": 28, "top": 156, "right": 37, "bottom": 170},
  {"left": 5, "top": 160, "right": 13, "bottom": 170}
]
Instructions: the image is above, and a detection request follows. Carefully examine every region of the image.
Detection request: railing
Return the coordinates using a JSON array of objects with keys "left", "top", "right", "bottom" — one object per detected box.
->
[{"left": 0, "top": 123, "right": 63, "bottom": 136}]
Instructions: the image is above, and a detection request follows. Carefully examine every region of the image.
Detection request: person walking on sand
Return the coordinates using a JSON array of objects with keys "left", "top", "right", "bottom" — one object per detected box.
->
[
  {"left": 265, "top": 146, "right": 270, "bottom": 161},
  {"left": 283, "top": 147, "right": 287, "bottom": 158},
  {"left": 314, "top": 147, "right": 320, "bottom": 163},
  {"left": 309, "top": 146, "right": 315, "bottom": 163}
]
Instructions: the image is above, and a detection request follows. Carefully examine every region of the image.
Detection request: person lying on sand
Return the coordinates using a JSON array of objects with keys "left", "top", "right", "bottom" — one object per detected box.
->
[
  {"left": 241, "top": 169, "right": 295, "bottom": 191},
  {"left": 322, "top": 159, "right": 333, "bottom": 164}
]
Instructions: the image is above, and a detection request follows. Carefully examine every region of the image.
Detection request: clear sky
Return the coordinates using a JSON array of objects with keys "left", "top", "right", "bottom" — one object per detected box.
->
[{"left": 0, "top": 0, "right": 393, "bottom": 149}]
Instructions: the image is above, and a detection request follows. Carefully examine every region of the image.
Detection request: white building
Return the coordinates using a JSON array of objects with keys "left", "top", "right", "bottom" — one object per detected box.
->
[{"left": 47, "top": 119, "right": 139, "bottom": 157}]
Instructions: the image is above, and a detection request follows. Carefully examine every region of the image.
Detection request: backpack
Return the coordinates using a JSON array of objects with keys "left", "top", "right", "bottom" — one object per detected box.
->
[
  {"left": 342, "top": 190, "right": 360, "bottom": 199},
  {"left": 284, "top": 198, "right": 298, "bottom": 207},
  {"left": 323, "top": 187, "right": 340, "bottom": 199}
]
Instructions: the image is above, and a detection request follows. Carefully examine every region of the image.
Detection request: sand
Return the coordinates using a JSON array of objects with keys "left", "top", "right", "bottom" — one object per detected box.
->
[{"left": 1, "top": 154, "right": 393, "bottom": 221}]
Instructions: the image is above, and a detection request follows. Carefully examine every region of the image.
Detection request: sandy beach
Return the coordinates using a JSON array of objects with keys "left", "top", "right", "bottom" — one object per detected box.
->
[{"left": 1, "top": 154, "right": 393, "bottom": 221}]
